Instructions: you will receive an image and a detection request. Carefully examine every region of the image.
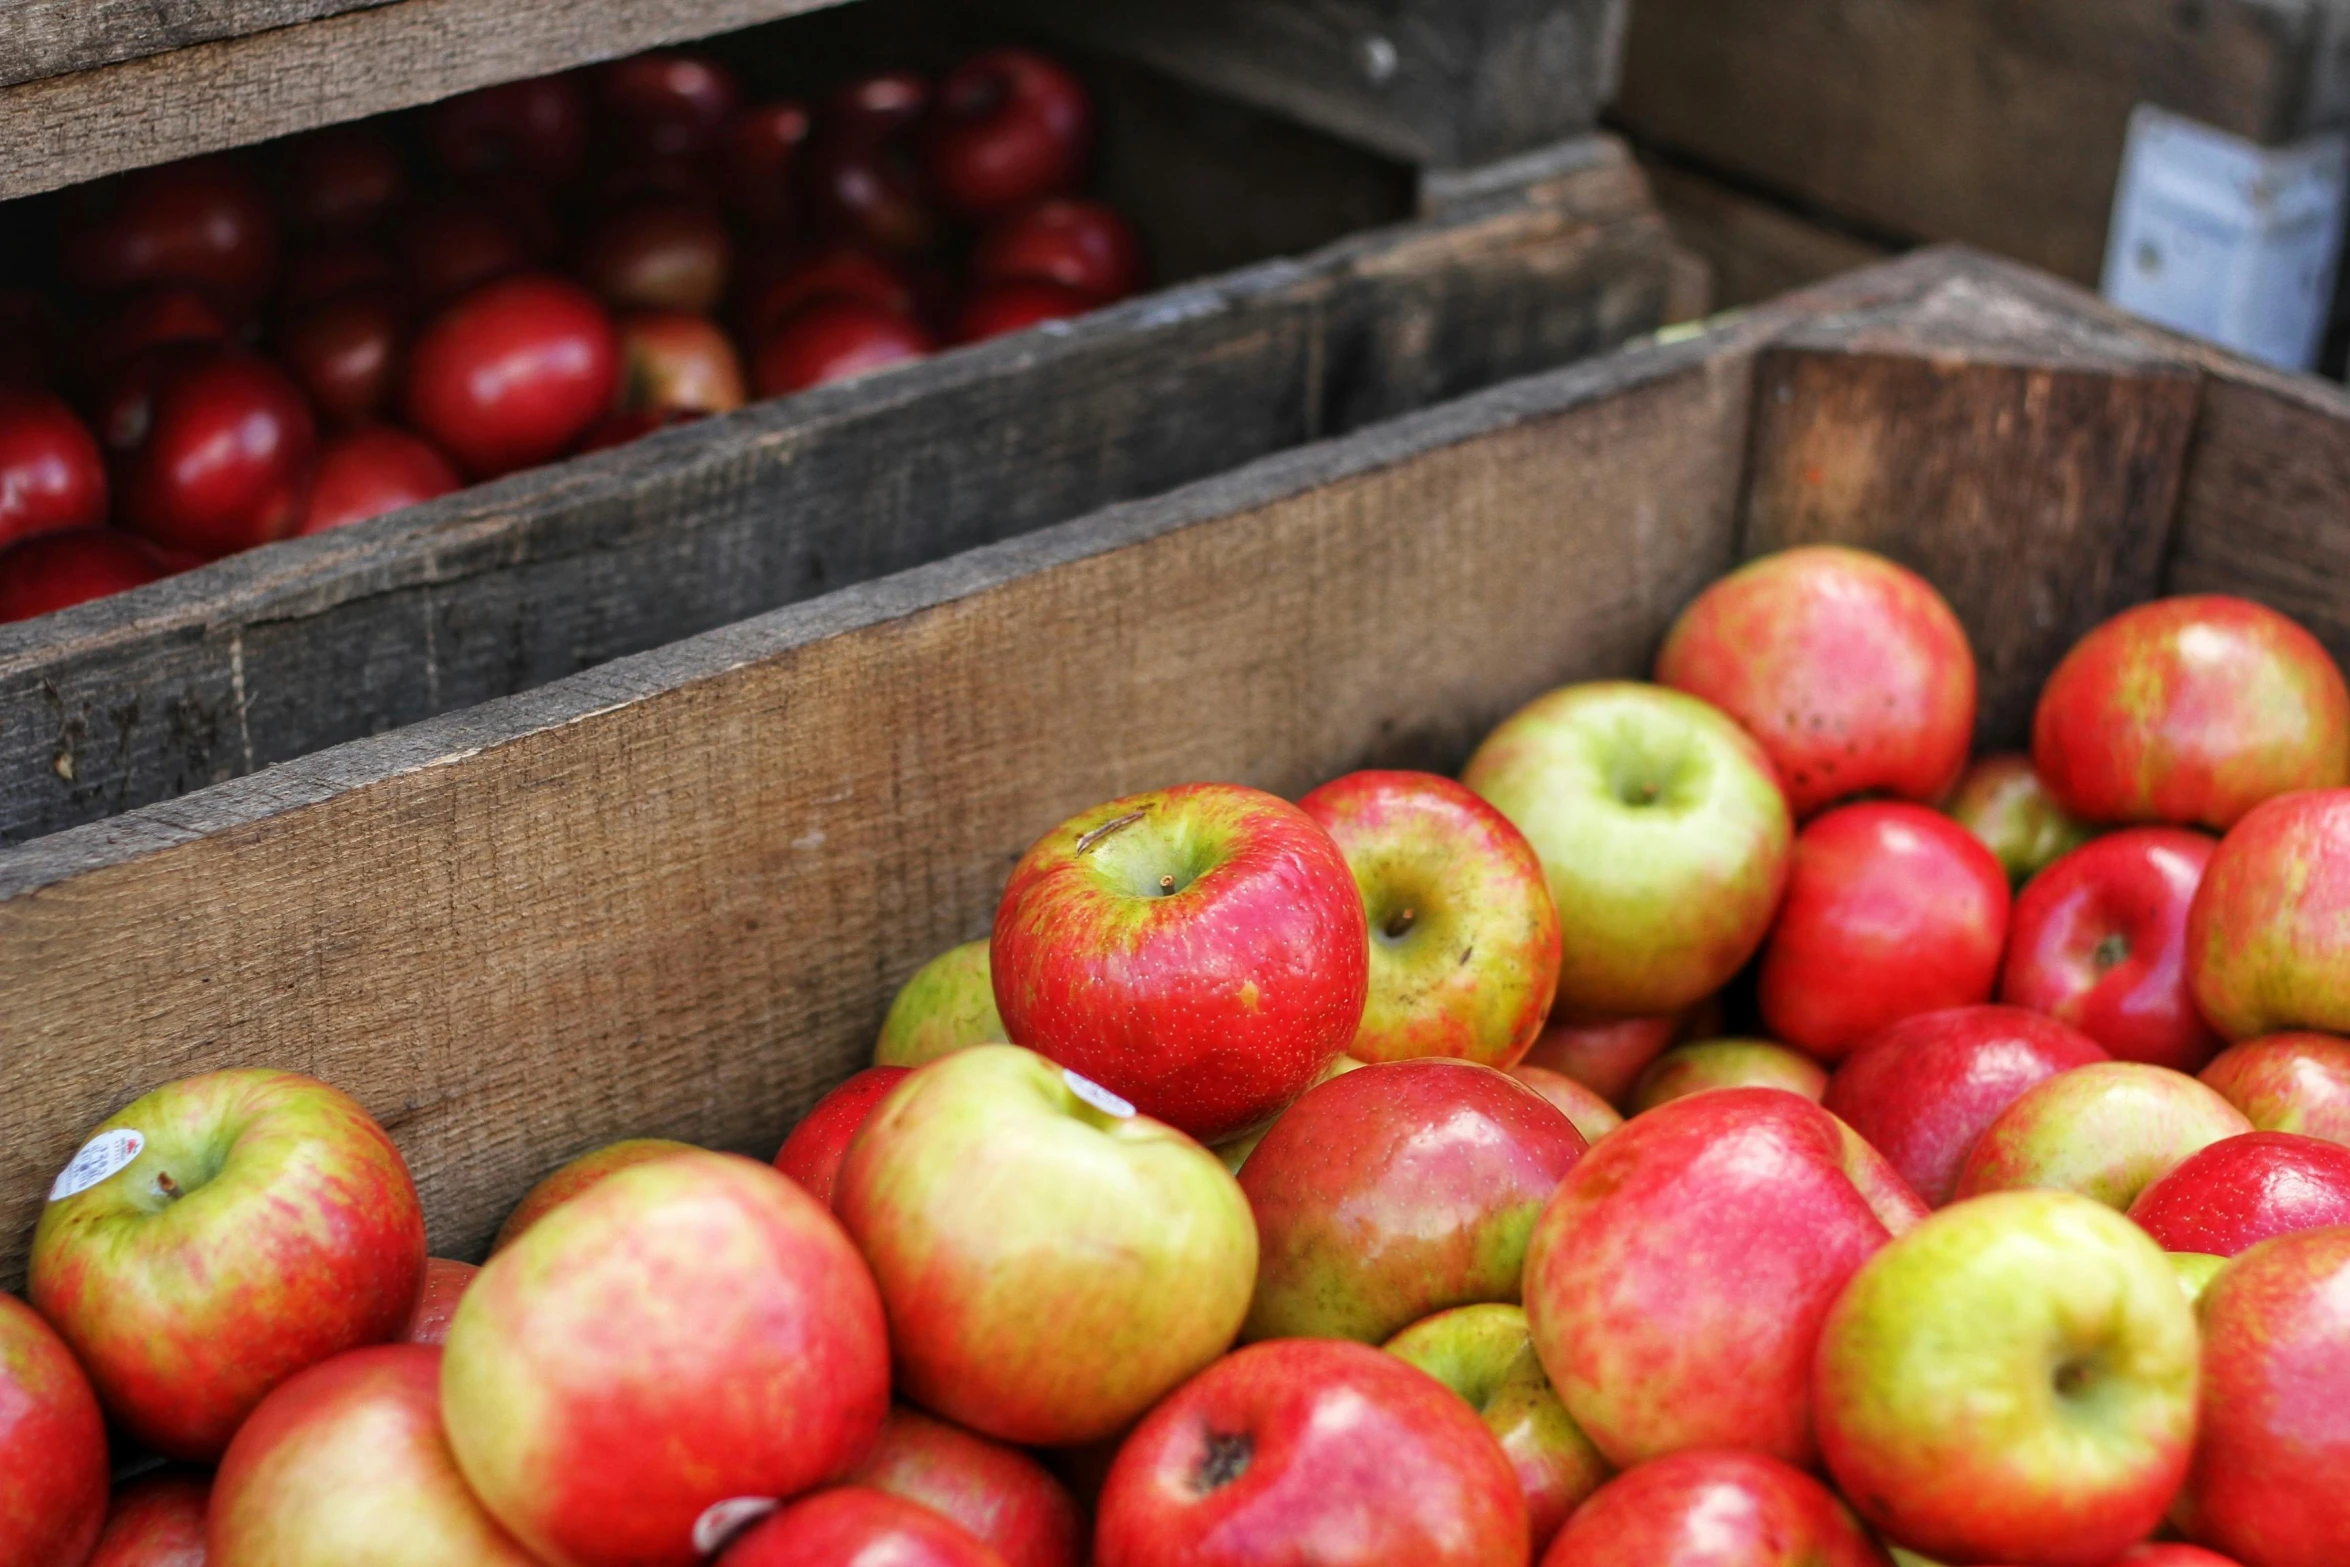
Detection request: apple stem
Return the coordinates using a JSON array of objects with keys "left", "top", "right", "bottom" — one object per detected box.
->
[
  {"left": 1158, "top": 874, "right": 1177, "bottom": 894},
  {"left": 154, "top": 1170, "right": 182, "bottom": 1201}
]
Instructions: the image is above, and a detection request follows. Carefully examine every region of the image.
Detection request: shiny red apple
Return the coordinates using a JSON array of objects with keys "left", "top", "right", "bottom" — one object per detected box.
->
[
  {"left": 0, "top": 1291, "right": 109, "bottom": 1567},
  {"left": 111, "top": 346, "right": 317, "bottom": 557},
  {"left": 774, "top": 1066, "right": 912, "bottom": 1209},
  {"left": 65, "top": 155, "right": 280, "bottom": 313},
  {"left": 597, "top": 51, "right": 742, "bottom": 158},
  {"left": 0, "top": 386, "right": 108, "bottom": 546},
  {"left": 404, "top": 274, "right": 617, "bottom": 479},
  {"left": 973, "top": 198, "right": 1146, "bottom": 301},
  {"left": 802, "top": 74, "right": 938, "bottom": 255},
  {"left": 2126, "top": 1131, "right": 2350, "bottom": 1256},
  {"left": 923, "top": 50, "right": 1094, "bottom": 220},
  {"left": 720, "top": 1486, "right": 1007, "bottom": 1567},
  {"left": 0, "top": 528, "right": 169, "bottom": 622},
  {"left": 299, "top": 424, "right": 460, "bottom": 535},
  {"left": 849, "top": 1405, "right": 1084, "bottom": 1567},
  {"left": 2201, "top": 1032, "right": 2350, "bottom": 1146},
  {"left": 754, "top": 298, "right": 935, "bottom": 396},
  {"left": 276, "top": 285, "right": 406, "bottom": 429},
  {"left": 1540, "top": 1448, "right": 1886, "bottom": 1567}
]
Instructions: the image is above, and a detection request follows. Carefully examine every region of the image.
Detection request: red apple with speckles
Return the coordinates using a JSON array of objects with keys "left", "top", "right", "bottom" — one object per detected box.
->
[
  {"left": 1824, "top": 1006, "right": 2109, "bottom": 1207},
  {"left": 1096, "top": 1338, "right": 1529, "bottom": 1567},
  {"left": 1656, "top": 545, "right": 1976, "bottom": 819},
  {"left": 1541, "top": 1448, "right": 1888, "bottom": 1567},
  {"left": 1760, "top": 802, "right": 2011, "bottom": 1060},
  {"left": 88, "top": 1472, "right": 208, "bottom": 1567},
  {"left": 65, "top": 155, "right": 280, "bottom": 313},
  {"left": 29, "top": 1068, "right": 427, "bottom": 1460},
  {"left": 2001, "top": 828, "right": 2221, "bottom": 1071},
  {"left": 775, "top": 1066, "right": 912, "bottom": 1209},
  {"left": 404, "top": 274, "right": 617, "bottom": 479},
  {"left": 299, "top": 425, "right": 459, "bottom": 535},
  {"left": 2036, "top": 596, "right": 2350, "bottom": 831},
  {"left": 2126, "top": 1132, "right": 2350, "bottom": 1256},
  {"left": 1299, "top": 771, "right": 1561, "bottom": 1068},
  {"left": 112, "top": 347, "right": 317, "bottom": 557},
  {"left": 973, "top": 199, "right": 1146, "bottom": 302},
  {"left": 443, "top": 1149, "right": 890, "bottom": 1567},
  {"left": 1523, "top": 1087, "right": 1924, "bottom": 1468},
  {"left": 491, "top": 1136, "right": 696, "bottom": 1253},
  {"left": 2176, "top": 1224, "right": 2350, "bottom": 1567},
  {"left": 0, "top": 386, "right": 108, "bottom": 546},
  {"left": 0, "top": 1291, "right": 109, "bottom": 1567},
  {"left": 849, "top": 1406, "right": 1083, "bottom": 1567},
  {"left": 426, "top": 74, "right": 589, "bottom": 184},
  {"left": 754, "top": 298, "right": 935, "bottom": 396},
  {"left": 1241, "top": 1059, "right": 1586, "bottom": 1342},
  {"left": 0, "top": 528, "right": 168, "bottom": 621},
  {"left": 2201, "top": 1033, "right": 2350, "bottom": 1147},
  {"left": 992, "top": 783, "right": 1368, "bottom": 1143},
  {"left": 955, "top": 279, "right": 1098, "bottom": 344},
  {"left": 923, "top": 50, "right": 1093, "bottom": 221},
  {"left": 2189, "top": 789, "right": 2350, "bottom": 1040},
  {"left": 277, "top": 286, "right": 407, "bottom": 429},
  {"left": 1956, "top": 1060, "right": 2252, "bottom": 1210},
  {"left": 401, "top": 1257, "right": 480, "bottom": 1347}
]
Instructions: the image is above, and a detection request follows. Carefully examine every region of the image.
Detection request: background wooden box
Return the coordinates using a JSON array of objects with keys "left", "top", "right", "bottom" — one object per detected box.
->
[{"left": 6, "top": 245, "right": 2341, "bottom": 1289}]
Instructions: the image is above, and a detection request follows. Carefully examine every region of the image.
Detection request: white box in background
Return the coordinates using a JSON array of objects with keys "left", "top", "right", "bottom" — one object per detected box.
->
[{"left": 2102, "top": 104, "right": 2350, "bottom": 372}]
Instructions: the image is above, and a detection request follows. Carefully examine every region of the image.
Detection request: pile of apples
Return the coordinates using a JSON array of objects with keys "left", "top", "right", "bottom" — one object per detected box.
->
[
  {"left": 0, "top": 42, "right": 1142, "bottom": 623},
  {"left": 8, "top": 545, "right": 2350, "bottom": 1567}
]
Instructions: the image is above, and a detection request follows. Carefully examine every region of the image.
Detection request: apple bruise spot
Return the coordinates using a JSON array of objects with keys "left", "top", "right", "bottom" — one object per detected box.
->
[{"left": 1194, "top": 1431, "right": 1253, "bottom": 1493}]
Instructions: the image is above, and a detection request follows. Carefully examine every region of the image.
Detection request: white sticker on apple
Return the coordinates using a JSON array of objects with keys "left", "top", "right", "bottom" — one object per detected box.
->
[
  {"left": 47, "top": 1129, "right": 145, "bottom": 1202},
  {"left": 692, "top": 1496, "right": 779, "bottom": 1556},
  {"left": 1063, "top": 1069, "right": 1136, "bottom": 1119}
]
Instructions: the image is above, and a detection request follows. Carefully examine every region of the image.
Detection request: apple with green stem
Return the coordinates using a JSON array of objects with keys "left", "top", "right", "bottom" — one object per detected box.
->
[
  {"left": 1384, "top": 1303, "right": 1608, "bottom": 1555},
  {"left": 1464, "top": 681, "right": 1790, "bottom": 1018},
  {"left": 2200, "top": 1032, "right": 2350, "bottom": 1146},
  {"left": 1814, "top": 1191, "right": 2200, "bottom": 1567},
  {"left": 30, "top": 1068, "right": 426, "bottom": 1460},
  {"left": 1629, "top": 1039, "right": 1827, "bottom": 1114},
  {"left": 835, "top": 1044, "right": 1255, "bottom": 1446},
  {"left": 492, "top": 1136, "right": 698, "bottom": 1252},
  {"left": 876, "top": 940, "right": 1008, "bottom": 1067},
  {"left": 1945, "top": 752, "right": 2097, "bottom": 885},
  {"left": 0, "top": 1291, "right": 108, "bottom": 1567},
  {"left": 991, "top": 784, "right": 1368, "bottom": 1143},
  {"left": 2188, "top": 789, "right": 2350, "bottom": 1039},
  {"left": 1297, "top": 770, "right": 1561, "bottom": 1068},
  {"left": 1543, "top": 1448, "right": 1888, "bottom": 1567},
  {"left": 1508, "top": 1064, "right": 1624, "bottom": 1143},
  {"left": 1955, "top": 1061, "right": 2252, "bottom": 1210},
  {"left": 849, "top": 1405, "right": 1083, "bottom": 1567}
]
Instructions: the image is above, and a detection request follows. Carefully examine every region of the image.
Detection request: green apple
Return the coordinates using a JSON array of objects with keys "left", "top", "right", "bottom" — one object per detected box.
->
[
  {"left": 1955, "top": 1061, "right": 2253, "bottom": 1209},
  {"left": 1464, "top": 682, "right": 1791, "bottom": 1017},
  {"left": 874, "top": 940, "right": 1007, "bottom": 1068},
  {"left": 1629, "top": 1039, "right": 1827, "bottom": 1115},
  {"left": 2169, "top": 1252, "right": 2229, "bottom": 1305}
]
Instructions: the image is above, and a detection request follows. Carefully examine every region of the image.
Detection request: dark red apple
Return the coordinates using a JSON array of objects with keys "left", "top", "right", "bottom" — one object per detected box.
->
[
  {"left": 64, "top": 155, "right": 280, "bottom": 313},
  {"left": 596, "top": 52, "right": 742, "bottom": 158},
  {"left": 741, "top": 247, "right": 920, "bottom": 344},
  {"left": 774, "top": 1066, "right": 912, "bottom": 1209},
  {"left": 720, "top": 101, "right": 814, "bottom": 234},
  {"left": 972, "top": 198, "right": 1145, "bottom": 302},
  {"left": 850, "top": 1405, "right": 1084, "bottom": 1567},
  {"left": 2127, "top": 1132, "right": 2350, "bottom": 1256},
  {"left": 923, "top": 50, "right": 1094, "bottom": 220},
  {"left": 580, "top": 200, "right": 733, "bottom": 315},
  {"left": 1539, "top": 1448, "right": 1886, "bottom": 1567},
  {"left": 276, "top": 285, "right": 406, "bottom": 429},
  {"left": 404, "top": 274, "right": 617, "bottom": 479},
  {"left": 802, "top": 74, "right": 938, "bottom": 255},
  {"left": 720, "top": 1486, "right": 1007, "bottom": 1566},
  {"left": 110, "top": 347, "right": 316, "bottom": 557},
  {"left": 0, "top": 386, "right": 108, "bottom": 546},
  {"left": 1823, "top": 1005, "right": 2109, "bottom": 1207},
  {"left": 1094, "top": 1339, "right": 1529, "bottom": 1567},
  {"left": 425, "top": 74, "right": 590, "bottom": 183},
  {"left": 0, "top": 529, "right": 169, "bottom": 621},
  {"left": 276, "top": 122, "right": 409, "bottom": 236},
  {"left": 754, "top": 299, "right": 934, "bottom": 397},
  {"left": 87, "top": 1471, "right": 208, "bottom": 1567},
  {"left": 0, "top": 1291, "right": 109, "bottom": 1567},
  {"left": 91, "top": 284, "right": 237, "bottom": 379},
  {"left": 299, "top": 425, "right": 460, "bottom": 534},
  {"left": 955, "top": 280, "right": 1097, "bottom": 344}
]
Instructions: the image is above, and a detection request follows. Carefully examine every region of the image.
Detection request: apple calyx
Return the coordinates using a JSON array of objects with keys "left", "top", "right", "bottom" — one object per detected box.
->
[
  {"left": 2093, "top": 934, "right": 2129, "bottom": 972},
  {"left": 1194, "top": 1431, "right": 1253, "bottom": 1493}
]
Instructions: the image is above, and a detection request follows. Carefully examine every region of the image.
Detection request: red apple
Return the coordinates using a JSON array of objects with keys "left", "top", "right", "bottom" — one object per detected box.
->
[
  {"left": 835, "top": 1045, "right": 1256, "bottom": 1445},
  {"left": 87, "top": 1472, "right": 208, "bottom": 1567},
  {"left": 1541, "top": 1448, "right": 1887, "bottom": 1567},
  {"left": 276, "top": 285, "right": 405, "bottom": 429},
  {"left": 1629, "top": 1039, "right": 1828, "bottom": 1113},
  {"left": 2189, "top": 789, "right": 2350, "bottom": 1039},
  {"left": 111, "top": 347, "right": 317, "bottom": 557},
  {"left": 615, "top": 309, "right": 746, "bottom": 415},
  {"left": 0, "top": 386, "right": 108, "bottom": 546},
  {"left": 1759, "top": 801, "right": 2011, "bottom": 1060},
  {"left": 1298, "top": 771, "right": 1561, "bottom": 1068},
  {"left": 740, "top": 247, "right": 920, "bottom": 344},
  {"left": 0, "top": 528, "right": 169, "bottom": 621},
  {"left": 490, "top": 1136, "right": 697, "bottom": 1252},
  {"left": 875, "top": 940, "right": 1009, "bottom": 1068},
  {"left": 443, "top": 1150, "right": 891, "bottom": 1567},
  {"left": 1523, "top": 1087, "right": 1924, "bottom": 1467},
  {"left": 1518, "top": 1011, "right": 1684, "bottom": 1104},
  {"left": 211, "top": 1344, "right": 539, "bottom": 1563},
  {"left": 30, "top": 1068, "right": 426, "bottom": 1460},
  {"left": 1823, "top": 1005, "right": 2109, "bottom": 1207},
  {"left": 2126, "top": 1132, "right": 2350, "bottom": 1256},
  {"left": 426, "top": 74, "right": 590, "bottom": 183},
  {"left": 597, "top": 52, "right": 742, "bottom": 158},
  {"left": 1955, "top": 1060, "right": 2253, "bottom": 1210},
  {"left": 1815, "top": 1191, "right": 2199, "bottom": 1567},
  {"left": 581, "top": 200, "right": 733, "bottom": 315},
  {"left": 2176, "top": 1224, "right": 2350, "bottom": 1567},
  {"left": 991, "top": 783, "right": 1368, "bottom": 1143},
  {"left": 1508, "top": 1064, "right": 1625, "bottom": 1144},
  {"left": 802, "top": 75, "right": 938, "bottom": 255},
  {"left": 774, "top": 1066, "right": 912, "bottom": 1208},
  {"left": 923, "top": 50, "right": 1093, "bottom": 220},
  {"left": 1655, "top": 545, "right": 1976, "bottom": 819},
  {"left": 849, "top": 1405, "right": 1084, "bottom": 1567},
  {"left": 1095, "top": 1338, "right": 1529, "bottom": 1567},
  {"left": 276, "top": 122, "right": 408, "bottom": 237},
  {"left": 719, "top": 1486, "right": 1006, "bottom": 1566},
  {"left": 1242, "top": 1059, "right": 1587, "bottom": 1342},
  {"left": 973, "top": 198, "right": 1146, "bottom": 302},
  {"left": 719, "top": 101, "right": 814, "bottom": 234},
  {"left": 1466, "top": 682, "right": 1792, "bottom": 1017},
  {"left": 2001, "top": 828, "right": 2222, "bottom": 1071},
  {"left": 404, "top": 274, "right": 617, "bottom": 479},
  {"left": 2036, "top": 596, "right": 2350, "bottom": 831},
  {"left": 65, "top": 155, "right": 280, "bottom": 313},
  {"left": 954, "top": 279, "right": 1099, "bottom": 344},
  {"left": 91, "top": 284, "right": 237, "bottom": 379},
  {"left": 2201, "top": 1033, "right": 2350, "bottom": 1147},
  {"left": 754, "top": 298, "right": 935, "bottom": 396},
  {"left": 1385, "top": 1304, "right": 1610, "bottom": 1557},
  {"left": 0, "top": 1291, "right": 109, "bottom": 1567},
  {"left": 401, "top": 1257, "right": 480, "bottom": 1347},
  {"left": 299, "top": 425, "right": 460, "bottom": 535}
]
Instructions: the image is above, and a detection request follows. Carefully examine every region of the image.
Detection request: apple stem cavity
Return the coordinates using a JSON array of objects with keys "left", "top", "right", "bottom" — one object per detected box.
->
[
  {"left": 1383, "top": 906, "right": 1419, "bottom": 940},
  {"left": 1194, "top": 1431, "right": 1253, "bottom": 1493}
]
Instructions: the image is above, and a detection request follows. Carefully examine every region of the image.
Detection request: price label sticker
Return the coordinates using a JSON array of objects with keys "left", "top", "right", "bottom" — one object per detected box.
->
[
  {"left": 48, "top": 1129, "right": 144, "bottom": 1202},
  {"left": 692, "top": 1497, "right": 779, "bottom": 1556},
  {"left": 1063, "top": 1069, "right": 1136, "bottom": 1120}
]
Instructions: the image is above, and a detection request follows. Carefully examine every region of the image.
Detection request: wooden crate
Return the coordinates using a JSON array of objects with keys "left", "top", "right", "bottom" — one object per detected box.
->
[
  {"left": 1615, "top": 0, "right": 2350, "bottom": 286},
  {"left": 0, "top": 131, "right": 1699, "bottom": 848},
  {"left": 12, "top": 245, "right": 2333, "bottom": 1288},
  {"left": 1641, "top": 158, "right": 1896, "bottom": 310}
]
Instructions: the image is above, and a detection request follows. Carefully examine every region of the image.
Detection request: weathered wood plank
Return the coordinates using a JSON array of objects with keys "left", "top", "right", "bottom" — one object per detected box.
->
[
  {"left": 1616, "top": 0, "right": 2347, "bottom": 285},
  {"left": 998, "top": 0, "right": 1625, "bottom": 168},
  {"left": 0, "top": 0, "right": 855, "bottom": 201},
  {"left": 1740, "top": 261, "right": 2205, "bottom": 746},
  {"left": 0, "top": 142, "right": 1688, "bottom": 847},
  {"left": 1, "top": 0, "right": 394, "bottom": 88}
]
